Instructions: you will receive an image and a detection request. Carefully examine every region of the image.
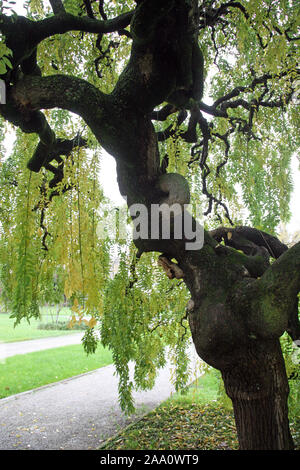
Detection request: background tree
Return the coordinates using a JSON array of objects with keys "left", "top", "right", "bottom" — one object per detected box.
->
[{"left": 0, "top": 0, "right": 299, "bottom": 450}]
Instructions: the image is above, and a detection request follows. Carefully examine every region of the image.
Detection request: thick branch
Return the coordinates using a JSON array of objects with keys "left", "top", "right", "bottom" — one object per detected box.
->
[
  {"left": 0, "top": 74, "right": 112, "bottom": 177},
  {"left": 151, "top": 104, "right": 177, "bottom": 121},
  {"left": 260, "top": 241, "right": 300, "bottom": 340},
  {"left": 49, "top": 0, "right": 66, "bottom": 15},
  {"left": 260, "top": 241, "right": 300, "bottom": 302},
  {"left": 9, "top": 74, "right": 106, "bottom": 129},
  {"left": 33, "top": 11, "right": 133, "bottom": 44},
  {"left": 30, "top": 134, "right": 87, "bottom": 183},
  {"left": 231, "top": 241, "right": 300, "bottom": 341},
  {"left": 210, "top": 226, "right": 288, "bottom": 259},
  {"left": 0, "top": 10, "right": 133, "bottom": 70}
]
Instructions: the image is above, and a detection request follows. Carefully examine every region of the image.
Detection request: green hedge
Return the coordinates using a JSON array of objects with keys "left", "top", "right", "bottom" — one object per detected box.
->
[{"left": 37, "top": 320, "right": 88, "bottom": 331}]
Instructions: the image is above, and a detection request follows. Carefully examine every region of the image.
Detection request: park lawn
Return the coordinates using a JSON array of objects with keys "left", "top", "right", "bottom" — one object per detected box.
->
[
  {"left": 101, "top": 370, "right": 300, "bottom": 451},
  {"left": 0, "top": 343, "right": 113, "bottom": 398},
  {"left": 0, "top": 312, "right": 78, "bottom": 343}
]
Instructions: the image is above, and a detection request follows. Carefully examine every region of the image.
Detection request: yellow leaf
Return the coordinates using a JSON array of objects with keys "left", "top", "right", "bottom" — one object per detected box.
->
[
  {"left": 71, "top": 297, "right": 79, "bottom": 312},
  {"left": 68, "top": 315, "right": 77, "bottom": 329},
  {"left": 64, "top": 280, "right": 73, "bottom": 299},
  {"left": 88, "top": 317, "right": 97, "bottom": 328}
]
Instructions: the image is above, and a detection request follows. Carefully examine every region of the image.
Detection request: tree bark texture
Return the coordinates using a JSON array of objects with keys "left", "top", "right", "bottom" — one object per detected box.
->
[{"left": 223, "top": 340, "right": 293, "bottom": 449}]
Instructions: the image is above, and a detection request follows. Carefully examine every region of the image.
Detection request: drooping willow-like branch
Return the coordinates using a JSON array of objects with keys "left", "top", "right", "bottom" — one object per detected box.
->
[
  {"left": 154, "top": 66, "right": 299, "bottom": 223},
  {"left": 197, "top": 0, "right": 298, "bottom": 51}
]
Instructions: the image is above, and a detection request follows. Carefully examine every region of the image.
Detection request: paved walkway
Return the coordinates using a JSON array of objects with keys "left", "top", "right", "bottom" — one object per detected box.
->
[
  {"left": 0, "top": 333, "right": 84, "bottom": 360},
  {"left": 0, "top": 335, "right": 201, "bottom": 450}
]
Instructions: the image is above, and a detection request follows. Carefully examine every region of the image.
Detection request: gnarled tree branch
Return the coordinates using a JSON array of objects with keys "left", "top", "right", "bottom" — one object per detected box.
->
[
  {"left": 49, "top": 0, "right": 66, "bottom": 15},
  {"left": 210, "top": 226, "right": 288, "bottom": 259}
]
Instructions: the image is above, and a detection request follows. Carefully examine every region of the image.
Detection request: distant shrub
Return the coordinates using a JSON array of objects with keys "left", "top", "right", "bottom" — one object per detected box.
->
[{"left": 37, "top": 321, "right": 88, "bottom": 331}]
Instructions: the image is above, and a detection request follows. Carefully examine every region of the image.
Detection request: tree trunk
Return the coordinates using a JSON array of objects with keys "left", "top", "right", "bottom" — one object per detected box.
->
[
  {"left": 221, "top": 339, "right": 294, "bottom": 450},
  {"left": 185, "top": 242, "right": 300, "bottom": 450}
]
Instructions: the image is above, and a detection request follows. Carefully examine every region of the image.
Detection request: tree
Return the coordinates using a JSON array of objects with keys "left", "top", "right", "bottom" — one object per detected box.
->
[{"left": 0, "top": 0, "right": 299, "bottom": 450}]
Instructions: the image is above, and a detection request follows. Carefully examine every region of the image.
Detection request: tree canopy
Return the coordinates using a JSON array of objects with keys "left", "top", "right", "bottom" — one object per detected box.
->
[{"left": 0, "top": 0, "right": 299, "bottom": 450}]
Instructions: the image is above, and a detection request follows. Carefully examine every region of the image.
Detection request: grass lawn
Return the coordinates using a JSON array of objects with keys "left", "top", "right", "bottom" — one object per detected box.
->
[
  {"left": 101, "top": 370, "right": 300, "bottom": 451},
  {"left": 0, "top": 343, "right": 113, "bottom": 399},
  {"left": 0, "top": 311, "right": 79, "bottom": 343}
]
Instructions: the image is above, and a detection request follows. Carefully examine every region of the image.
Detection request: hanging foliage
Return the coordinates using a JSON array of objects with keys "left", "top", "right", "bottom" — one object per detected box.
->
[{"left": 0, "top": 1, "right": 299, "bottom": 436}]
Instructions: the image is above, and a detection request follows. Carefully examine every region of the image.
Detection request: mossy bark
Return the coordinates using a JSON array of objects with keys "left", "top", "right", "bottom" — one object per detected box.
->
[{"left": 184, "top": 241, "right": 300, "bottom": 449}]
